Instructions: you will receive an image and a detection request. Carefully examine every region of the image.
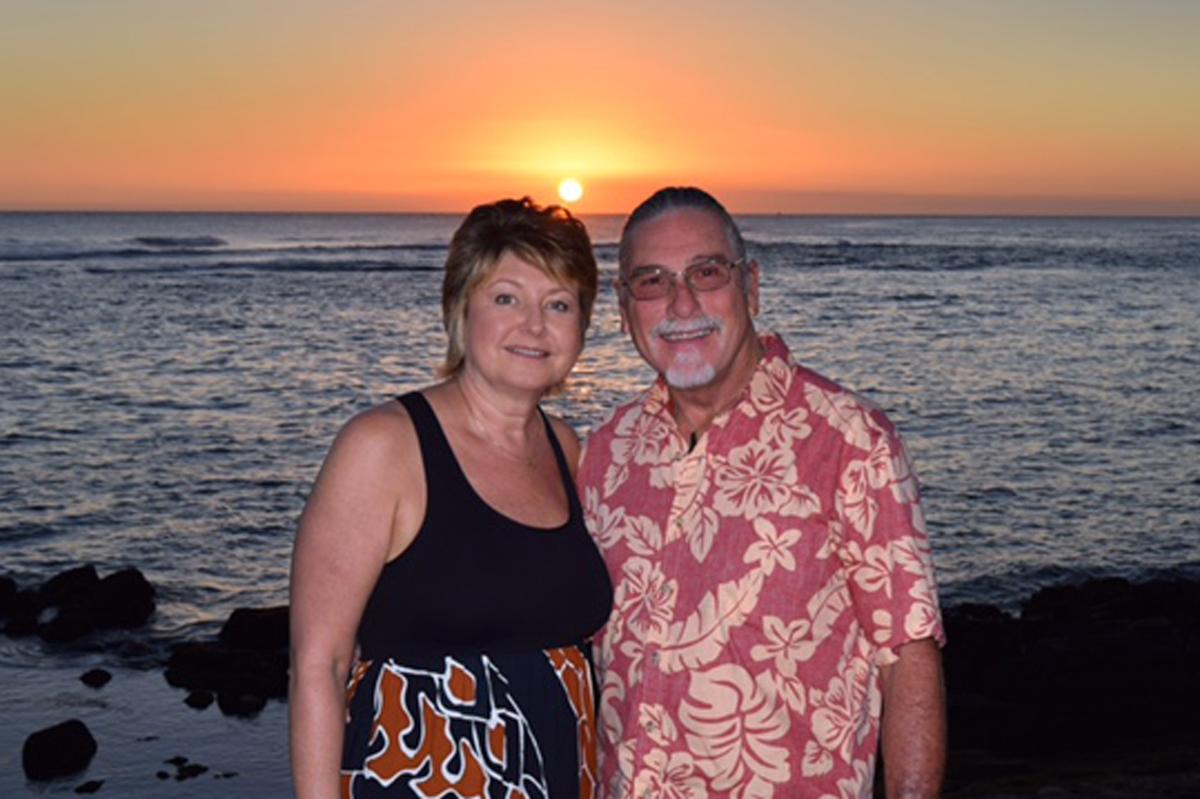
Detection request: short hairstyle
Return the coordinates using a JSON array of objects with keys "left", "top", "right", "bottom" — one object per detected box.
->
[
  {"left": 439, "top": 197, "right": 598, "bottom": 378},
  {"left": 617, "top": 186, "right": 747, "bottom": 273}
]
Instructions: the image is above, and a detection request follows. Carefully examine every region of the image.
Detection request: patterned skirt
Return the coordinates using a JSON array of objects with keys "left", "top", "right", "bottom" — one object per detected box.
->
[{"left": 341, "top": 646, "right": 597, "bottom": 799}]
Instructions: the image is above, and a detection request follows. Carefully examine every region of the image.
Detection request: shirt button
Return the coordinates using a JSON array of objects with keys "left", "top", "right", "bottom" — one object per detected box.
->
[{"left": 649, "top": 651, "right": 660, "bottom": 667}]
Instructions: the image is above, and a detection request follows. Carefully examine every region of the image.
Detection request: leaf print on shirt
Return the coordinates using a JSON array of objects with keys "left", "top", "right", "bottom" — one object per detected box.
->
[
  {"left": 805, "top": 384, "right": 877, "bottom": 452},
  {"left": 837, "top": 460, "right": 879, "bottom": 540},
  {"left": 820, "top": 759, "right": 872, "bottom": 799},
  {"left": 625, "top": 514, "right": 665, "bottom": 556},
  {"left": 638, "top": 703, "right": 679, "bottom": 747},
  {"left": 679, "top": 665, "right": 791, "bottom": 796},
  {"left": 661, "top": 571, "right": 765, "bottom": 672},
  {"left": 585, "top": 487, "right": 628, "bottom": 550},
  {"left": 681, "top": 504, "right": 721, "bottom": 562},
  {"left": 745, "top": 356, "right": 793, "bottom": 417},
  {"left": 904, "top": 583, "right": 943, "bottom": 641},
  {"left": 713, "top": 439, "right": 817, "bottom": 520},
  {"left": 743, "top": 518, "right": 802, "bottom": 576}
]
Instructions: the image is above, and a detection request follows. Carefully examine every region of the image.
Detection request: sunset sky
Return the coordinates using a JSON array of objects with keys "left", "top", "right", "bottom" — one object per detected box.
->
[{"left": 2, "top": 1, "right": 1198, "bottom": 215}]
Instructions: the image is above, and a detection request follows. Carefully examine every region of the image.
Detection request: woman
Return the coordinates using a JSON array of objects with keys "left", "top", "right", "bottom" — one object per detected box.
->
[{"left": 289, "top": 198, "right": 613, "bottom": 799}]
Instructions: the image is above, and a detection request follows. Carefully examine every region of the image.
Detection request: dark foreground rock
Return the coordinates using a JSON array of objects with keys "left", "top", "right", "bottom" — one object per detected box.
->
[
  {"left": 23, "top": 719, "right": 98, "bottom": 780},
  {"left": 165, "top": 604, "right": 289, "bottom": 717},
  {"left": 1, "top": 564, "right": 156, "bottom": 642},
  {"left": 943, "top": 577, "right": 1200, "bottom": 795}
]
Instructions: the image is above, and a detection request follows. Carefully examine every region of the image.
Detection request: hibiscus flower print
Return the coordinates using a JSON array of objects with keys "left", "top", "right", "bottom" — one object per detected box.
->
[
  {"left": 634, "top": 749, "right": 709, "bottom": 799},
  {"left": 615, "top": 557, "right": 678, "bottom": 644},
  {"left": 807, "top": 657, "right": 871, "bottom": 768},
  {"left": 713, "top": 440, "right": 801, "bottom": 520}
]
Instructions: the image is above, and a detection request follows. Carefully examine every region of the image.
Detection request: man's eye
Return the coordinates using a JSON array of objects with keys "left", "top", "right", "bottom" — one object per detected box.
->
[{"left": 634, "top": 273, "right": 666, "bottom": 288}]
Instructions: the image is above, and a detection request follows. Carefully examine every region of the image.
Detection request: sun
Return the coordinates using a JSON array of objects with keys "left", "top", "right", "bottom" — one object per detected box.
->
[{"left": 557, "top": 177, "right": 584, "bottom": 204}]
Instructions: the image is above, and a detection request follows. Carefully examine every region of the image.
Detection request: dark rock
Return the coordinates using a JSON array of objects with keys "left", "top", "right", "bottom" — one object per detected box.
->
[
  {"left": 80, "top": 668, "right": 112, "bottom": 689},
  {"left": 4, "top": 589, "right": 45, "bottom": 636},
  {"left": 93, "top": 568, "right": 156, "bottom": 628},
  {"left": 36, "top": 566, "right": 156, "bottom": 643},
  {"left": 0, "top": 574, "right": 16, "bottom": 615},
  {"left": 176, "top": 763, "right": 209, "bottom": 781},
  {"left": 165, "top": 639, "right": 286, "bottom": 717},
  {"left": 22, "top": 719, "right": 98, "bottom": 780},
  {"left": 164, "top": 606, "right": 290, "bottom": 715},
  {"left": 184, "top": 689, "right": 215, "bottom": 710},
  {"left": 219, "top": 605, "right": 289, "bottom": 652},
  {"left": 217, "top": 690, "right": 267, "bottom": 718},
  {"left": 74, "top": 780, "right": 104, "bottom": 794},
  {"left": 944, "top": 577, "right": 1200, "bottom": 764},
  {"left": 41, "top": 565, "right": 100, "bottom": 604}
]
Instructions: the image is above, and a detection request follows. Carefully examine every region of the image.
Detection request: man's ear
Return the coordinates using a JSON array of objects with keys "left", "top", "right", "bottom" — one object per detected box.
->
[
  {"left": 614, "top": 277, "right": 630, "bottom": 333},
  {"left": 746, "top": 260, "right": 761, "bottom": 317}
]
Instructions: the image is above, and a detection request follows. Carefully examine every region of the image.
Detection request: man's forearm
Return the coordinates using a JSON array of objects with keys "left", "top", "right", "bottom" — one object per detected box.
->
[{"left": 880, "top": 638, "right": 947, "bottom": 798}]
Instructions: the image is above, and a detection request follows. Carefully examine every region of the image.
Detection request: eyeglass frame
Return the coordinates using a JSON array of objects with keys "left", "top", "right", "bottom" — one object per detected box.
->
[{"left": 617, "top": 257, "right": 747, "bottom": 302}]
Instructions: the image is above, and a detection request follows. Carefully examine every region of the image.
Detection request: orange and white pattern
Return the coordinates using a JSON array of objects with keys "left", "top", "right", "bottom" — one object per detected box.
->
[
  {"left": 579, "top": 334, "right": 944, "bottom": 799},
  {"left": 341, "top": 648, "right": 597, "bottom": 799}
]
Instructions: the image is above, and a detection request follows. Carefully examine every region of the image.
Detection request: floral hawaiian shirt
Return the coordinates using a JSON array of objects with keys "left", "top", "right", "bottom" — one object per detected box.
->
[{"left": 578, "top": 333, "right": 944, "bottom": 799}]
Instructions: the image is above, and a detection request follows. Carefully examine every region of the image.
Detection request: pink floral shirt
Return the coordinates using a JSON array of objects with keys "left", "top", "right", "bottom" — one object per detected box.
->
[{"left": 579, "top": 334, "right": 944, "bottom": 799}]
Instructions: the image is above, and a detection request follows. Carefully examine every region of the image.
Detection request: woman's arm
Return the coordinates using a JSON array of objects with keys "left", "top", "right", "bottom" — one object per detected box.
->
[{"left": 288, "top": 405, "right": 418, "bottom": 799}]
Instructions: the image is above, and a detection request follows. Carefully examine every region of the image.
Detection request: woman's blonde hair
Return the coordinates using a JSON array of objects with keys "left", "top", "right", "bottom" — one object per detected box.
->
[{"left": 439, "top": 197, "right": 598, "bottom": 378}]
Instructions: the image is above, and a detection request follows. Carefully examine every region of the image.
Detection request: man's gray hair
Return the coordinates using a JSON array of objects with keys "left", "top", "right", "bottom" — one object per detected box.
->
[{"left": 617, "top": 187, "right": 747, "bottom": 272}]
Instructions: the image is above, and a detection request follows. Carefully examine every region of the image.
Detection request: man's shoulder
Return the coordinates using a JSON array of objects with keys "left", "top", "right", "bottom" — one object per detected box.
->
[{"left": 770, "top": 351, "right": 903, "bottom": 447}]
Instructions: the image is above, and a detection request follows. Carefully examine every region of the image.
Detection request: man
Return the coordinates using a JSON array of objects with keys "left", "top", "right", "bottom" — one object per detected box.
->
[{"left": 578, "top": 187, "right": 946, "bottom": 799}]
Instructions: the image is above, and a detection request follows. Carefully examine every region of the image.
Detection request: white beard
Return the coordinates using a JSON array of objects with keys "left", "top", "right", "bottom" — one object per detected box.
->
[{"left": 664, "top": 349, "right": 717, "bottom": 389}]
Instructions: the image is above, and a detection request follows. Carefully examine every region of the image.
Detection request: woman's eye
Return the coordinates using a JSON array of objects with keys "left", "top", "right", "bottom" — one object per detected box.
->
[
  {"left": 548, "top": 299, "right": 575, "bottom": 313},
  {"left": 494, "top": 293, "right": 516, "bottom": 305}
]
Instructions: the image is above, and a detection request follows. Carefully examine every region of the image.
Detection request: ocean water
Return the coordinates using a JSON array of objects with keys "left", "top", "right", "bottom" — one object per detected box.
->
[{"left": 2, "top": 212, "right": 1200, "bottom": 794}]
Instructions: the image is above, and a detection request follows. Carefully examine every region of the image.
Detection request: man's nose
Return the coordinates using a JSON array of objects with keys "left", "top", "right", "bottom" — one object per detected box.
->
[{"left": 667, "top": 275, "right": 701, "bottom": 316}]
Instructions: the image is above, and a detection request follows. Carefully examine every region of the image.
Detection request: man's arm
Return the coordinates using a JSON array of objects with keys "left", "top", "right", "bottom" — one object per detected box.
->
[{"left": 879, "top": 637, "right": 947, "bottom": 798}]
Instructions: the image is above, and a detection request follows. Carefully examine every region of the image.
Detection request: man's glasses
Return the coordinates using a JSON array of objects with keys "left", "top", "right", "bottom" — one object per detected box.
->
[{"left": 620, "top": 258, "right": 744, "bottom": 302}]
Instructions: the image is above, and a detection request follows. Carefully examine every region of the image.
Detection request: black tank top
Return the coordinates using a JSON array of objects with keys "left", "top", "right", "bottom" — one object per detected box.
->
[{"left": 356, "top": 392, "right": 613, "bottom": 660}]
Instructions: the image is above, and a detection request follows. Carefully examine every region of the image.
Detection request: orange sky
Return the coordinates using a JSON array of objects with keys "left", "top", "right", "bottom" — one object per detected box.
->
[{"left": 2, "top": 1, "right": 1198, "bottom": 215}]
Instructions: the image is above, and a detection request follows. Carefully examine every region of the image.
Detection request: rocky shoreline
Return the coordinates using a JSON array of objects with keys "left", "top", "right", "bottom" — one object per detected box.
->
[{"left": 4, "top": 566, "right": 1199, "bottom": 795}]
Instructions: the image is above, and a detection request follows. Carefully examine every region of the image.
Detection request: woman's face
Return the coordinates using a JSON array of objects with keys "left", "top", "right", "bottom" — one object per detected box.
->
[{"left": 460, "top": 252, "right": 585, "bottom": 395}]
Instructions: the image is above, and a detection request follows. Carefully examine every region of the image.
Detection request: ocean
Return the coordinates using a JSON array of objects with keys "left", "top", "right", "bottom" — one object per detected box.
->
[{"left": 2, "top": 212, "right": 1199, "bottom": 795}]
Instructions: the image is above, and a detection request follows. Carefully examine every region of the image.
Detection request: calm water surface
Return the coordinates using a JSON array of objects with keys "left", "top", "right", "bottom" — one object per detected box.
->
[
  {"left": 3, "top": 213, "right": 1199, "bottom": 634},
  {"left": 2, "top": 212, "right": 1199, "bottom": 793}
]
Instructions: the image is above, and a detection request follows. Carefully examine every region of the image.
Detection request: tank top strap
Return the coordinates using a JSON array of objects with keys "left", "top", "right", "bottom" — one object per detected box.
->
[
  {"left": 538, "top": 407, "right": 582, "bottom": 519},
  {"left": 396, "top": 391, "right": 472, "bottom": 509}
]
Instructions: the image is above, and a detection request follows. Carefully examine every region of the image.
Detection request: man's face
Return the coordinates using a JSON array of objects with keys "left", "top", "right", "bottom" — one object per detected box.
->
[{"left": 619, "top": 208, "right": 759, "bottom": 394}]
